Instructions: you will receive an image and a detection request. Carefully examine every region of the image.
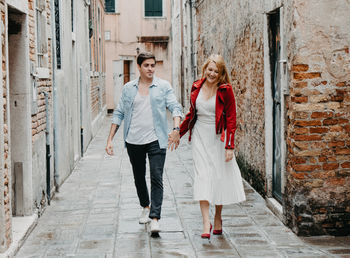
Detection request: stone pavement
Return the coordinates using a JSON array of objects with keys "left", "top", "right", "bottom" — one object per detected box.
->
[{"left": 14, "top": 116, "right": 350, "bottom": 258}]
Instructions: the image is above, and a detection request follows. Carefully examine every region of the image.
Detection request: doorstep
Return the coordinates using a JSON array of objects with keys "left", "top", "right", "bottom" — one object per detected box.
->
[{"left": 1, "top": 214, "right": 38, "bottom": 258}]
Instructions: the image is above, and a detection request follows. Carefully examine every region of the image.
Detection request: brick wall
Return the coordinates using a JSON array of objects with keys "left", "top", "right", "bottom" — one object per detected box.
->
[
  {"left": 283, "top": 0, "right": 350, "bottom": 236},
  {"left": 1, "top": 0, "right": 11, "bottom": 249},
  {"left": 30, "top": 0, "right": 52, "bottom": 144},
  {"left": 193, "top": 0, "right": 350, "bottom": 235},
  {"left": 91, "top": 76, "right": 102, "bottom": 121},
  {"left": 195, "top": 0, "right": 267, "bottom": 195}
]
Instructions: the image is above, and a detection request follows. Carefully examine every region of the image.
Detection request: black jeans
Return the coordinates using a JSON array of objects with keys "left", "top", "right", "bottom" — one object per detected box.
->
[{"left": 126, "top": 140, "right": 166, "bottom": 219}]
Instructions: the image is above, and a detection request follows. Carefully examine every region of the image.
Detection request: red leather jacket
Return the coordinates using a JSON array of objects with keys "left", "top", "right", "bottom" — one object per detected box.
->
[{"left": 179, "top": 78, "right": 237, "bottom": 149}]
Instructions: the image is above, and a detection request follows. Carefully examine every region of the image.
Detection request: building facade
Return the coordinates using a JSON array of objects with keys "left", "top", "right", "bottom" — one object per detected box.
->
[
  {"left": 90, "top": 0, "right": 106, "bottom": 133},
  {"left": 173, "top": 0, "right": 350, "bottom": 236},
  {"left": 1, "top": 0, "right": 106, "bottom": 254},
  {"left": 104, "top": 0, "right": 172, "bottom": 111}
]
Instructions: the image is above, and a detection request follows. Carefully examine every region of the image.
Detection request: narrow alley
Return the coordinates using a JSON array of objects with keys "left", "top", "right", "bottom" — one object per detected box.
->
[{"left": 13, "top": 117, "right": 350, "bottom": 258}]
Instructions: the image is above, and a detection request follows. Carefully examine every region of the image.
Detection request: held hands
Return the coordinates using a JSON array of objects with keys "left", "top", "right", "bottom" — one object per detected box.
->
[
  {"left": 168, "top": 130, "right": 180, "bottom": 151},
  {"left": 105, "top": 140, "right": 114, "bottom": 155},
  {"left": 225, "top": 149, "right": 234, "bottom": 162}
]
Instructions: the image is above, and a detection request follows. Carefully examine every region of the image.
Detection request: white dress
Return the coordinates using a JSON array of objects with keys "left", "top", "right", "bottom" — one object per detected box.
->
[{"left": 192, "top": 90, "right": 246, "bottom": 205}]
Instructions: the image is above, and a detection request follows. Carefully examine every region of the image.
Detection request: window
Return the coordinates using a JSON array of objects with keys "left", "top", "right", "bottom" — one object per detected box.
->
[
  {"left": 105, "top": 0, "right": 116, "bottom": 13},
  {"left": 145, "top": 0, "right": 162, "bottom": 17},
  {"left": 36, "top": 0, "right": 48, "bottom": 67},
  {"left": 105, "top": 31, "right": 111, "bottom": 41}
]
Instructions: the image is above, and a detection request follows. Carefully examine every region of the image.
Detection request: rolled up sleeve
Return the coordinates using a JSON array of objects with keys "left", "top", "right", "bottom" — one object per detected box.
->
[
  {"left": 165, "top": 84, "right": 184, "bottom": 118},
  {"left": 112, "top": 91, "right": 125, "bottom": 125}
]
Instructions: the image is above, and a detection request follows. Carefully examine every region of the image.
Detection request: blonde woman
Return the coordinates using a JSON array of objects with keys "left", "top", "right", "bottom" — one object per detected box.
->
[{"left": 176, "top": 55, "right": 246, "bottom": 239}]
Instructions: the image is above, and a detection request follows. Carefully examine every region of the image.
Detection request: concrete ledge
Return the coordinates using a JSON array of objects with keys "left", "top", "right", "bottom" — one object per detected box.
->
[
  {"left": 1, "top": 214, "right": 38, "bottom": 258},
  {"left": 266, "top": 197, "right": 284, "bottom": 223}
]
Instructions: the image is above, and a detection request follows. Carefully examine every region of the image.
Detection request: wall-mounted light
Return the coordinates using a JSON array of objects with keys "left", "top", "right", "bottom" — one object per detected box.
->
[{"left": 136, "top": 47, "right": 140, "bottom": 55}]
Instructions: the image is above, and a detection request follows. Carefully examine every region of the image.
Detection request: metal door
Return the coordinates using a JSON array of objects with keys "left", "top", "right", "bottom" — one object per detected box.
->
[{"left": 269, "top": 11, "right": 282, "bottom": 202}]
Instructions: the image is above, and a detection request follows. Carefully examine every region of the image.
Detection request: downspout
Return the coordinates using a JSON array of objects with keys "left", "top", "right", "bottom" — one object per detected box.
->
[
  {"left": 80, "top": 67, "right": 84, "bottom": 157},
  {"left": 43, "top": 92, "right": 51, "bottom": 204},
  {"left": 180, "top": 0, "right": 184, "bottom": 106},
  {"left": 50, "top": 0, "right": 59, "bottom": 190},
  {"left": 189, "top": 0, "right": 195, "bottom": 81}
]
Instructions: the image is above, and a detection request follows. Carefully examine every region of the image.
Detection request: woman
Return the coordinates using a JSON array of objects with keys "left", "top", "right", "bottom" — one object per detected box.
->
[{"left": 179, "top": 54, "right": 246, "bottom": 239}]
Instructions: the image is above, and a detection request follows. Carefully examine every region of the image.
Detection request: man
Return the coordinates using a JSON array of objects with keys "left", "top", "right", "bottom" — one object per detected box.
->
[{"left": 105, "top": 52, "right": 182, "bottom": 233}]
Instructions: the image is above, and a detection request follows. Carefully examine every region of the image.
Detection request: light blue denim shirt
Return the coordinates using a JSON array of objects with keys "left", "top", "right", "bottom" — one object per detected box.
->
[{"left": 112, "top": 76, "right": 183, "bottom": 149}]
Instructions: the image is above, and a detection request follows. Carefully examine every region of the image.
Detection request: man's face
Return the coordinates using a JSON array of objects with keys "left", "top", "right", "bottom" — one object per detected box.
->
[{"left": 138, "top": 58, "right": 156, "bottom": 80}]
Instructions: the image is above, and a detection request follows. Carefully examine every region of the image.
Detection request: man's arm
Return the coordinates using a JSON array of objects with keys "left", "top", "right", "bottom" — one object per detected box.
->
[{"left": 105, "top": 124, "right": 119, "bottom": 155}]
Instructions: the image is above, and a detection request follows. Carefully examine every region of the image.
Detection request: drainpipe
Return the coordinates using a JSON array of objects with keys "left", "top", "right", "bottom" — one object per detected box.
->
[
  {"left": 50, "top": 0, "right": 59, "bottom": 191},
  {"left": 180, "top": 0, "right": 185, "bottom": 106},
  {"left": 189, "top": 0, "right": 196, "bottom": 81},
  {"left": 80, "top": 67, "right": 84, "bottom": 157},
  {"left": 43, "top": 92, "right": 51, "bottom": 205}
]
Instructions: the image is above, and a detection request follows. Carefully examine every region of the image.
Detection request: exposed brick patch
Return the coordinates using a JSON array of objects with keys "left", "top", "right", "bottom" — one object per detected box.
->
[
  {"left": 310, "top": 127, "right": 329, "bottom": 134},
  {"left": 311, "top": 112, "right": 333, "bottom": 119},
  {"left": 322, "top": 163, "right": 339, "bottom": 170},
  {"left": 293, "top": 164, "right": 321, "bottom": 172},
  {"left": 294, "top": 72, "right": 321, "bottom": 80},
  {"left": 293, "top": 135, "right": 322, "bottom": 141},
  {"left": 292, "top": 64, "right": 309, "bottom": 72},
  {"left": 294, "top": 120, "right": 322, "bottom": 127}
]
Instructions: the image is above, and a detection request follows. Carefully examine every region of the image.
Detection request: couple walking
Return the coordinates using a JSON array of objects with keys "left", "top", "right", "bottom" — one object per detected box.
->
[{"left": 105, "top": 52, "right": 246, "bottom": 239}]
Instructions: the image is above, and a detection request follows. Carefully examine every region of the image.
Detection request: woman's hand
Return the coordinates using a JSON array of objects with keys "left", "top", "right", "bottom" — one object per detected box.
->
[
  {"left": 225, "top": 149, "right": 234, "bottom": 162},
  {"left": 168, "top": 130, "right": 180, "bottom": 151}
]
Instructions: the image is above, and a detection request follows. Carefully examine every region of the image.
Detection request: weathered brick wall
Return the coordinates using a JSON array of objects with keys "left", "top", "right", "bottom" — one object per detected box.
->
[
  {"left": 30, "top": 0, "right": 52, "bottom": 143},
  {"left": 193, "top": 0, "right": 350, "bottom": 236},
  {"left": 285, "top": 0, "right": 350, "bottom": 236},
  {"left": 91, "top": 76, "right": 101, "bottom": 120},
  {"left": 1, "top": 0, "right": 11, "bottom": 250},
  {"left": 195, "top": 0, "right": 266, "bottom": 195}
]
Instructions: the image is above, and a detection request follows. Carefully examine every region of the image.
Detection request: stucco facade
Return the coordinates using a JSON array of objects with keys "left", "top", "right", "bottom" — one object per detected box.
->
[
  {"left": 104, "top": 0, "right": 172, "bottom": 111},
  {"left": 173, "top": 0, "right": 350, "bottom": 235}
]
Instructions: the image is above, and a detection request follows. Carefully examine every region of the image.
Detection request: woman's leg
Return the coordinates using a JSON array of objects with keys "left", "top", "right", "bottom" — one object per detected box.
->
[
  {"left": 200, "top": 201, "right": 211, "bottom": 234},
  {"left": 214, "top": 205, "right": 223, "bottom": 230}
]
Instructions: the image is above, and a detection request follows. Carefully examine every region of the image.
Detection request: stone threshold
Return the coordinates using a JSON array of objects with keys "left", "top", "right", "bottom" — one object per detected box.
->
[
  {"left": 266, "top": 197, "right": 284, "bottom": 222},
  {"left": 1, "top": 214, "right": 38, "bottom": 258}
]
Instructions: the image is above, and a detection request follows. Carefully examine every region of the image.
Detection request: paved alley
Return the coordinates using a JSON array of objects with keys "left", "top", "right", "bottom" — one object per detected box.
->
[{"left": 14, "top": 116, "right": 350, "bottom": 258}]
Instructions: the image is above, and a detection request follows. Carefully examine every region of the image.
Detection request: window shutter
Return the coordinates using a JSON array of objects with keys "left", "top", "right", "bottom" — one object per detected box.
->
[
  {"left": 105, "top": 0, "right": 115, "bottom": 13},
  {"left": 40, "top": 12, "right": 48, "bottom": 54},
  {"left": 154, "top": 0, "right": 162, "bottom": 16},
  {"left": 145, "top": 0, "right": 162, "bottom": 17}
]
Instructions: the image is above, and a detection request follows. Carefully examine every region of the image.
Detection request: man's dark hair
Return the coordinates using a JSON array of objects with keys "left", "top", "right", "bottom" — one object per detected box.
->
[{"left": 137, "top": 52, "right": 156, "bottom": 66}]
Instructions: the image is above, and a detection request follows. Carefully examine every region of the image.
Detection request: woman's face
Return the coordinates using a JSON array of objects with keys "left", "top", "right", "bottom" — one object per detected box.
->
[{"left": 205, "top": 61, "right": 219, "bottom": 85}]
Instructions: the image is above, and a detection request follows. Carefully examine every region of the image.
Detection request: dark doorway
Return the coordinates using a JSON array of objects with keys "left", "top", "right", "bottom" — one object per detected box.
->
[
  {"left": 123, "top": 60, "right": 131, "bottom": 84},
  {"left": 268, "top": 10, "right": 282, "bottom": 203}
]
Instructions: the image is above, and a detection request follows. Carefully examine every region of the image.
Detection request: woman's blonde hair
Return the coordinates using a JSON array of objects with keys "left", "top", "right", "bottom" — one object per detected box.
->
[{"left": 201, "top": 54, "right": 231, "bottom": 86}]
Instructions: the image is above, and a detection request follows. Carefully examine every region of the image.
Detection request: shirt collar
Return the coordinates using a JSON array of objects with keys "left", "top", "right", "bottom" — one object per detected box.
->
[{"left": 134, "top": 76, "right": 159, "bottom": 88}]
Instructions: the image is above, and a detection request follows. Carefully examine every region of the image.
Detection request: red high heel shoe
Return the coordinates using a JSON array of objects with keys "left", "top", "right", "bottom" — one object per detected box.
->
[
  {"left": 201, "top": 223, "right": 212, "bottom": 239},
  {"left": 213, "top": 220, "right": 223, "bottom": 235}
]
